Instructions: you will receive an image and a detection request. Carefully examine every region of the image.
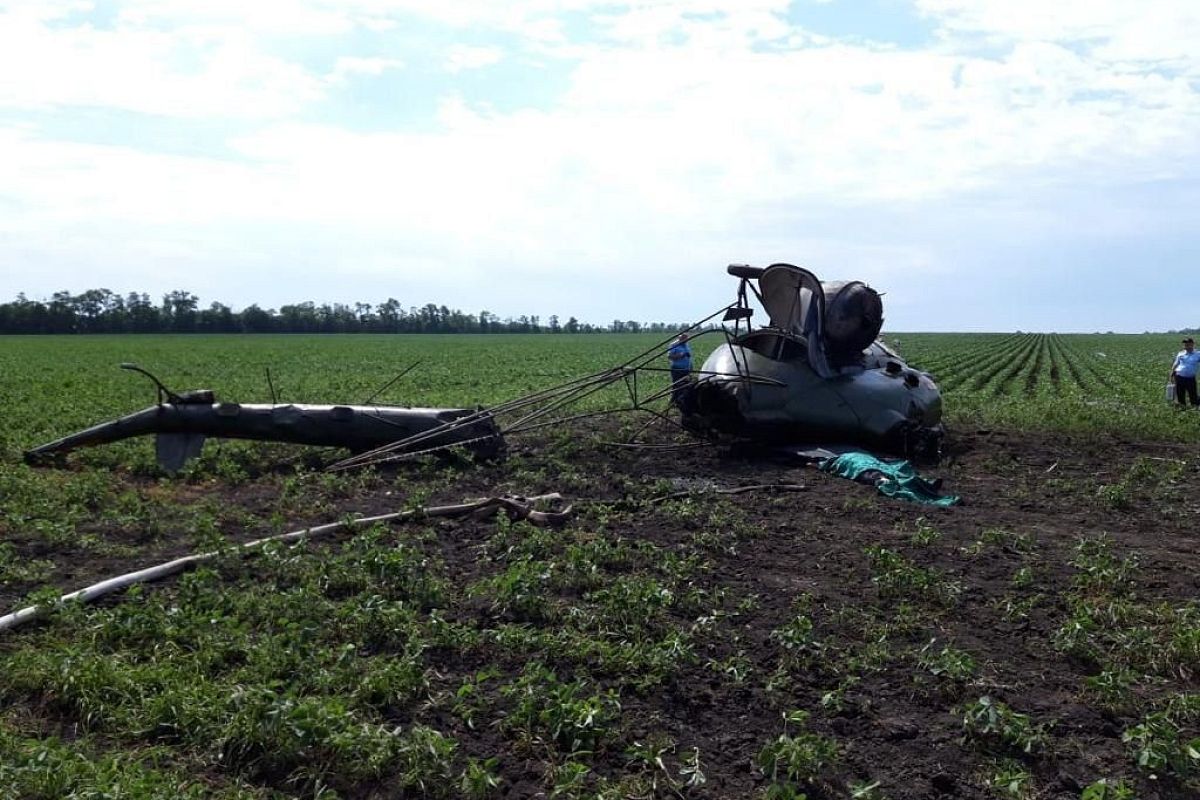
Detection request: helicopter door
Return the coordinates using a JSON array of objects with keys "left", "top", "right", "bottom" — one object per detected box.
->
[{"left": 758, "top": 264, "right": 834, "bottom": 378}]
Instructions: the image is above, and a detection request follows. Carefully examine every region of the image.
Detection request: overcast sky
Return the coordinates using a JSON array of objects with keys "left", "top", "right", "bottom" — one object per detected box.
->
[{"left": 1, "top": 1, "right": 1197, "bottom": 332}]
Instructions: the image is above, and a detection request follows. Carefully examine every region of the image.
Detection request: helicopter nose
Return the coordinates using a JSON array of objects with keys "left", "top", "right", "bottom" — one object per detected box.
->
[
  {"left": 691, "top": 380, "right": 745, "bottom": 432},
  {"left": 694, "top": 380, "right": 739, "bottom": 415}
]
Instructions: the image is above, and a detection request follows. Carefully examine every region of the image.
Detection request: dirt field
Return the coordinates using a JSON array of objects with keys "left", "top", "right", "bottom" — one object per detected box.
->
[{"left": 4, "top": 423, "right": 1199, "bottom": 799}]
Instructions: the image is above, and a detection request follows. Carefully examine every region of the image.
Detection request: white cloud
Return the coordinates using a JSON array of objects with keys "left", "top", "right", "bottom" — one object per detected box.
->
[
  {"left": 444, "top": 45, "right": 504, "bottom": 73},
  {"left": 116, "top": 0, "right": 356, "bottom": 35},
  {"left": 4, "top": 2, "right": 1197, "bottom": 206},
  {"left": 918, "top": 0, "right": 1200, "bottom": 67},
  {"left": 328, "top": 56, "right": 405, "bottom": 83},
  {"left": 1, "top": 1, "right": 1199, "bottom": 328},
  {"left": 0, "top": 9, "right": 326, "bottom": 118},
  {"left": 921, "top": 2, "right": 1195, "bottom": 39}
]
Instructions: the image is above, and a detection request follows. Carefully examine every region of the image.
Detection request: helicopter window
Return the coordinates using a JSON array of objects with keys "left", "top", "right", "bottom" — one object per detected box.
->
[{"left": 735, "top": 330, "right": 807, "bottom": 362}]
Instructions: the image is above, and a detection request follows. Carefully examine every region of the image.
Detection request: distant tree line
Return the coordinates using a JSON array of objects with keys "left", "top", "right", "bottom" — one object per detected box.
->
[{"left": 0, "top": 289, "right": 692, "bottom": 335}]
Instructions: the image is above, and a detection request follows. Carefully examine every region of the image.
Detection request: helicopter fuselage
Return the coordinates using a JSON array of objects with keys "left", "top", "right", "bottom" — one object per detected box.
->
[{"left": 687, "top": 330, "right": 943, "bottom": 454}]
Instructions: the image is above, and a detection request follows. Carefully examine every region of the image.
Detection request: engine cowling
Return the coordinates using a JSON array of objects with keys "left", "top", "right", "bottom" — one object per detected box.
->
[{"left": 821, "top": 281, "right": 882, "bottom": 356}]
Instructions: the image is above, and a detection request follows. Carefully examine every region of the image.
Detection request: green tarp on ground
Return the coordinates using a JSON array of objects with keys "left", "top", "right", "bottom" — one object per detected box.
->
[{"left": 820, "top": 452, "right": 960, "bottom": 507}]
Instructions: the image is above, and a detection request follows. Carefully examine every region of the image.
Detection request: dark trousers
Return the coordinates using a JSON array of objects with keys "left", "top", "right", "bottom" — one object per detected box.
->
[
  {"left": 670, "top": 368, "right": 691, "bottom": 407},
  {"left": 1177, "top": 375, "right": 1199, "bottom": 406}
]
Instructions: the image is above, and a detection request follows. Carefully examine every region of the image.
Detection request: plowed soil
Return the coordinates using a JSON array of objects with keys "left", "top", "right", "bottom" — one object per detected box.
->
[{"left": 5, "top": 423, "right": 1199, "bottom": 799}]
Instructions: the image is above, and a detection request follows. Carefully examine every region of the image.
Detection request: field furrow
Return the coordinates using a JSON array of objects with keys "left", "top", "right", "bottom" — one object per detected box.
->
[
  {"left": 1045, "top": 334, "right": 1062, "bottom": 390},
  {"left": 1057, "top": 337, "right": 1117, "bottom": 391},
  {"left": 3, "top": 332, "right": 1200, "bottom": 800},
  {"left": 934, "top": 335, "right": 1028, "bottom": 394},
  {"left": 973, "top": 333, "right": 1040, "bottom": 396},
  {"left": 1019, "top": 334, "right": 1047, "bottom": 397},
  {"left": 899, "top": 333, "right": 1022, "bottom": 381}
]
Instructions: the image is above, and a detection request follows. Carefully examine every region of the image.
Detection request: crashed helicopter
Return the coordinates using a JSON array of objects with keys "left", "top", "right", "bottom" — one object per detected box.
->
[
  {"left": 684, "top": 262, "right": 943, "bottom": 457},
  {"left": 24, "top": 263, "right": 944, "bottom": 472}
]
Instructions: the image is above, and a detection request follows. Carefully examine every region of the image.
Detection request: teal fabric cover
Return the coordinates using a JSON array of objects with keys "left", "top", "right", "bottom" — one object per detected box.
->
[{"left": 820, "top": 452, "right": 960, "bottom": 507}]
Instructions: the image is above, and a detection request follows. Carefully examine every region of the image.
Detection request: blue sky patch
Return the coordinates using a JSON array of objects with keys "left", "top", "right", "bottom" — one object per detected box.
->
[
  {"left": 47, "top": 0, "right": 120, "bottom": 30},
  {"left": 785, "top": 0, "right": 935, "bottom": 47}
]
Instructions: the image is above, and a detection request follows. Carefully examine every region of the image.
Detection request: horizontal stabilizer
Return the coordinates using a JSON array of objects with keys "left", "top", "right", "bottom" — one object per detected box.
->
[{"left": 156, "top": 432, "right": 207, "bottom": 473}]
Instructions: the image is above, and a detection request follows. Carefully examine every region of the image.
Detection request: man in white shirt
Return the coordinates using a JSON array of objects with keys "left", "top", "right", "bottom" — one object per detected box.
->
[{"left": 1169, "top": 337, "right": 1200, "bottom": 407}]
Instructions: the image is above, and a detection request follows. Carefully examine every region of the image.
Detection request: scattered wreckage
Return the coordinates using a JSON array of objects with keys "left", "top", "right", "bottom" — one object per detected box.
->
[
  {"left": 24, "top": 263, "right": 945, "bottom": 473},
  {"left": 23, "top": 364, "right": 504, "bottom": 471}
]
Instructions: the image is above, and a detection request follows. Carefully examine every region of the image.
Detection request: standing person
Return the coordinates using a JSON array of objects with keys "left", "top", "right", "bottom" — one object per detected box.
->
[
  {"left": 1170, "top": 337, "right": 1200, "bottom": 407},
  {"left": 667, "top": 333, "right": 693, "bottom": 408}
]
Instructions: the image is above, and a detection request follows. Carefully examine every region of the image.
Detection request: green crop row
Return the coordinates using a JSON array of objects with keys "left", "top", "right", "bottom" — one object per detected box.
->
[
  {"left": 890, "top": 332, "right": 1199, "bottom": 440},
  {"left": 2, "top": 333, "right": 1198, "bottom": 798},
  {"left": 4, "top": 331, "right": 1193, "bottom": 458}
]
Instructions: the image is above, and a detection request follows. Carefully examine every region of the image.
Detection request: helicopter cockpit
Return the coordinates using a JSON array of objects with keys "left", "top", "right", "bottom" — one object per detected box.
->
[
  {"left": 723, "top": 263, "right": 885, "bottom": 373},
  {"left": 734, "top": 329, "right": 808, "bottom": 361},
  {"left": 688, "top": 262, "right": 943, "bottom": 457}
]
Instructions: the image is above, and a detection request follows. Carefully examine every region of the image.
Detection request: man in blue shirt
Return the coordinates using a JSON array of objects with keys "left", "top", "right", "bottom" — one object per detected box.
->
[
  {"left": 1170, "top": 337, "right": 1200, "bottom": 407},
  {"left": 668, "top": 333, "right": 693, "bottom": 408}
]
